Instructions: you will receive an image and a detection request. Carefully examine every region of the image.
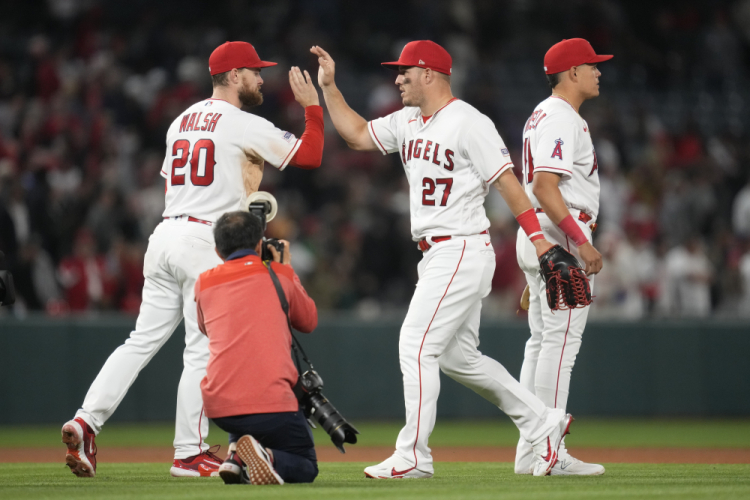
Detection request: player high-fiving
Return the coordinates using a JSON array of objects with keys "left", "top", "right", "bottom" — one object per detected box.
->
[
  {"left": 313, "top": 42, "right": 574, "bottom": 479},
  {"left": 61, "top": 41, "right": 324, "bottom": 479}
]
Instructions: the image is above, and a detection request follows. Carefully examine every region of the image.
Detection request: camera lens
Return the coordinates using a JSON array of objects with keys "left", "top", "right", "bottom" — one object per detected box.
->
[{"left": 308, "top": 393, "right": 359, "bottom": 452}]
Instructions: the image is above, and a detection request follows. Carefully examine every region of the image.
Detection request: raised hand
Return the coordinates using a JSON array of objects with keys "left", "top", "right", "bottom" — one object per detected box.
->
[
  {"left": 310, "top": 46, "right": 335, "bottom": 88},
  {"left": 289, "top": 66, "right": 319, "bottom": 108}
]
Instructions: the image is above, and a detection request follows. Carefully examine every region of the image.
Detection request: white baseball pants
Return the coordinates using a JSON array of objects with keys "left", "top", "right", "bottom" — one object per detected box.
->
[
  {"left": 75, "top": 217, "right": 222, "bottom": 459},
  {"left": 514, "top": 212, "right": 594, "bottom": 471},
  {"left": 394, "top": 233, "right": 563, "bottom": 473}
]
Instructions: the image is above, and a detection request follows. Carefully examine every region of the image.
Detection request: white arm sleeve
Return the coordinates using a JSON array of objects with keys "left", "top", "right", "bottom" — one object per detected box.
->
[
  {"left": 462, "top": 115, "right": 514, "bottom": 183},
  {"left": 367, "top": 109, "right": 403, "bottom": 155},
  {"left": 241, "top": 117, "right": 302, "bottom": 171},
  {"left": 532, "top": 115, "right": 577, "bottom": 179}
]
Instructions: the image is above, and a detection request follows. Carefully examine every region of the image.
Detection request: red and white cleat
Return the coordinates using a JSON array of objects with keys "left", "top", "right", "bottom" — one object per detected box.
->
[
  {"left": 61, "top": 417, "right": 97, "bottom": 478},
  {"left": 532, "top": 411, "right": 574, "bottom": 476},
  {"left": 170, "top": 446, "right": 223, "bottom": 477}
]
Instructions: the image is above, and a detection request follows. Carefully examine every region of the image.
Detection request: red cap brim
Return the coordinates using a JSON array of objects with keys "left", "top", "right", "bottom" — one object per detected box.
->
[
  {"left": 588, "top": 54, "right": 613, "bottom": 64},
  {"left": 381, "top": 61, "right": 406, "bottom": 70},
  {"left": 253, "top": 61, "right": 278, "bottom": 68}
]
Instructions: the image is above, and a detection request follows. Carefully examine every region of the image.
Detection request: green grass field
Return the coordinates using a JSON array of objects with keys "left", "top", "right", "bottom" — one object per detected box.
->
[
  {"left": 4, "top": 418, "right": 750, "bottom": 449},
  {"left": 1, "top": 419, "right": 749, "bottom": 499},
  {"left": 1, "top": 463, "right": 749, "bottom": 500}
]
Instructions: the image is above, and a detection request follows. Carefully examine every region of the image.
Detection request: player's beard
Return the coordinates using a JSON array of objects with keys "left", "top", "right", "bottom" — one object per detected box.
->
[
  {"left": 239, "top": 84, "right": 263, "bottom": 108},
  {"left": 400, "top": 77, "right": 423, "bottom": 107}
]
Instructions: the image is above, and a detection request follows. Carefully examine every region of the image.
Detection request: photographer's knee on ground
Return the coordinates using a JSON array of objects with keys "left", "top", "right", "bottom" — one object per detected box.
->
[{"left": 195, "top": 211, "right": 319, "bottom": 485}]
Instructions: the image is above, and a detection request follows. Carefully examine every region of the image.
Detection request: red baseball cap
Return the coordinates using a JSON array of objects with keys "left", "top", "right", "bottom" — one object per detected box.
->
[
  {"left": 381, "top": 40, "right": 452, "bottom": 75},
  {"left": 544, "top": 38, "right": 612, "bottom": 75},
  {"left": 208, "top": 41, "right": 277, "bottom": 75}
]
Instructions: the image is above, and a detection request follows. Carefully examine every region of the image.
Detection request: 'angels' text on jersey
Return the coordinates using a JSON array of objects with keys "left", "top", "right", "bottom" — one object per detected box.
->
[
  {"left": 160, "top": 98, "right": 301, "bottom": 222},
  {"left": 368, "top": 99, "right": 513, "bottom": 241},
  {"left": 521, "top": 96, "right": 600, "bottom": 218}
]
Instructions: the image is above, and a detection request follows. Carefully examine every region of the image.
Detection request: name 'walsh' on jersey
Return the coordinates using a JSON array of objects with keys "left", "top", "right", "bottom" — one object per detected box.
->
[{"left": 161, "top": 98, "right": 301, "bottom": 222}]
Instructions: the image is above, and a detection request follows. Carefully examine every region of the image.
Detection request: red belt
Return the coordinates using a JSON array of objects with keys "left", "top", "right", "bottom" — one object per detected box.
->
[
  {"left": 534, "top": 208, "right": 596, "bottom": 232},
  {"left": 418, "top": 230, "right": 488, "bottom": 252},
  {"left": 163, "top": 216, "right": 213, "bottom": 226}
]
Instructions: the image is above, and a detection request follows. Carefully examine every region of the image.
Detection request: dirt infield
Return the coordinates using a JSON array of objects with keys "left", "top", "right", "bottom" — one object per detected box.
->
[{"left": 5, "top": 446, "right": 750, "bottom": 464}]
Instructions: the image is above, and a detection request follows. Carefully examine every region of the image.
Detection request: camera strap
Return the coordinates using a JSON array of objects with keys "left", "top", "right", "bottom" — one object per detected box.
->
[{"left": 264, "top": 261, "right": 315, "bottom": 371}]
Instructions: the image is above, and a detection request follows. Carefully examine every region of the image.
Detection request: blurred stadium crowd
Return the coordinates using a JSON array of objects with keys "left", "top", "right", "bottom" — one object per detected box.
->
[{"left": 1, "top": 0, "right": 750, "bottom": 318}]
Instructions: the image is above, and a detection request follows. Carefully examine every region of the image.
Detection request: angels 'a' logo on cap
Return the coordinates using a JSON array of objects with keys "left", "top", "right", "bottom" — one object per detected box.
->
[{"left": 419, "top": 59, "right": 425, "bottom": 65}]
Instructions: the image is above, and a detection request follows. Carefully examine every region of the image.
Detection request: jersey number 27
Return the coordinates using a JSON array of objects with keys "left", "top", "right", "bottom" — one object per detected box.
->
[
  {"left": 170, "top": 139, "right": 216, "bottom": 187},
  {"left": 422, "top": 177, "right": 453, "bottom": 206}
]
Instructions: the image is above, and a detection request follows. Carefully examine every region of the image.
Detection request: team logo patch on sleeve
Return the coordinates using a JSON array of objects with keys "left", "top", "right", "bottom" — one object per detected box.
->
[
  {"left": 501, "top": 148, "right": 510, "bottom": 156},
  {"left": 551, "top": 138, "right": 564, "bottom": 160},
  {"left": 282, "top": 131, "right": 294, "bottom": 143}
]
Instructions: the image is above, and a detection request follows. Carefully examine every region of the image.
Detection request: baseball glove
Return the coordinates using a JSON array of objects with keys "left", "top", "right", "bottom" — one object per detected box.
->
[
  {"left": 538, "top": 244, "right": 592, "bottom": 311},
  {"left": 517, "top": 284, "right": 530, "bottom": 315}
]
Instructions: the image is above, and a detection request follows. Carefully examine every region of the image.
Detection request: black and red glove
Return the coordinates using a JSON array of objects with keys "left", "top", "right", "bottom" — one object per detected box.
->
[{"left": 538, "top": 244, "right": 592, "bottom": 311}]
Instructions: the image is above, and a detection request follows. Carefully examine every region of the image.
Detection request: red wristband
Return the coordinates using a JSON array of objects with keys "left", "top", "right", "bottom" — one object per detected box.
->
[
  {"left": 558, "top": 214, "right": 588, "bottom": 246},
  {"left": 516, "top": 209, "right": 545, "bottom": 242}
]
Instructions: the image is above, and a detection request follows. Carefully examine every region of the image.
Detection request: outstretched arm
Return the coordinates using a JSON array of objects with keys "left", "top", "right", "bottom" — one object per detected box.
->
[
  {"left": 288, "top": 67, "right": 324, "bottom": 169},
  {"left": 310, "top": 45, "right": 378, "bottom": 151}
]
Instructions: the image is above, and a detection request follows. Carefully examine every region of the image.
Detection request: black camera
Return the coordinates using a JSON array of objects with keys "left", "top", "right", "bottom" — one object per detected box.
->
[
  {"left": 295, "top": 370, "right": 359, "bottom": 454},
  {"left": 0, "top": 251, "right": 15, "bottom": 306},
  {"left": 261, "top": 237, "right": 284, "bottom": 263},
  {"left": 247, "top": 198, "right": 284, "bottom": 263}
]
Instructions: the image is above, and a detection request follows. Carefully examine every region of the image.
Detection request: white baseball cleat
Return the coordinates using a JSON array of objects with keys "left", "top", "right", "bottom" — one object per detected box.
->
[
  {"left": 531, "top": 411, "right": 573, "bottom": 476},
  {"left": 364, "top": 454, "right": 433, "bottom": 479},
  {"left": 234, "top": 435, "right": 284, "bottom": 485},
  {"left": 550, "top": 452, "right": 605, "bottom": 476}
]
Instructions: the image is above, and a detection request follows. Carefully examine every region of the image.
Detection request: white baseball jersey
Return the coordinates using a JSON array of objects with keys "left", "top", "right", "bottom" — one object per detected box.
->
[
  {"left": 515, "top": 94, "right": 603, "bottom": 474},
  {"left": 521, "top": 95, "right": 600, "bottom": 218},
  {"left": 368, "top": 98, "right": 513, "bottom": 241},
  {"left": 160, "top": 98, "right": 301, "bottom": 222}
]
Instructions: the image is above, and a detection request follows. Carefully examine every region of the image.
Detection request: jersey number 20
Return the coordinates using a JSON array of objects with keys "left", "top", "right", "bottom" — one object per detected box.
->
[{"left": 171, "top": 139, "right": 216, "bottom": 187}]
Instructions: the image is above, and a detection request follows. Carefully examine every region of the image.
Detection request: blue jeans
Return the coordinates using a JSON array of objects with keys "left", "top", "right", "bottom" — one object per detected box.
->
[{"left": 212, "top": 409, "right": 318, "bottom": 483}]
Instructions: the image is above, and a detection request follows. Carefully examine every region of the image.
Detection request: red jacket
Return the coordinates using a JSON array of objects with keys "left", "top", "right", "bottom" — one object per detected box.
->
[{"left": 195, "top": 253, "right": 317, "bottom": 419}]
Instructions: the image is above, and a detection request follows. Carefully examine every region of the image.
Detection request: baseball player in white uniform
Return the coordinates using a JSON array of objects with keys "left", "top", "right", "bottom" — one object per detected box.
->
[
  {"left": 514, "top": 38, "right": 610, "bottom": 476},
  {"left": 311, "top": 41, "right": 573, "bottom": 478},
  {"left": 61, "top": 41, "right": 324, "bottom": 478}
]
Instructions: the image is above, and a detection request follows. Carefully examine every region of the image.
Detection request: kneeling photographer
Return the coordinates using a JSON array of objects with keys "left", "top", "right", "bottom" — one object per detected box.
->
[{"left": 195, "top": 211, "right": 318, "bottom": 485}]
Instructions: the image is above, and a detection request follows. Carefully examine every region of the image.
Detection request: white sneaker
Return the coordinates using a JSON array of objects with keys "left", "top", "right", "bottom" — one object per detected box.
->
[
  {"left": 550, "top": 452, "right": 605, "bottom": 476},
  {"left": 532, "top": 411, "right": 573, "bottom": 476},
  {"left": 364, "top": 454, "right": 433, "bottom": 479},
  {"left": 235, "top": 435, "right": 284, "bottom": 485}
]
